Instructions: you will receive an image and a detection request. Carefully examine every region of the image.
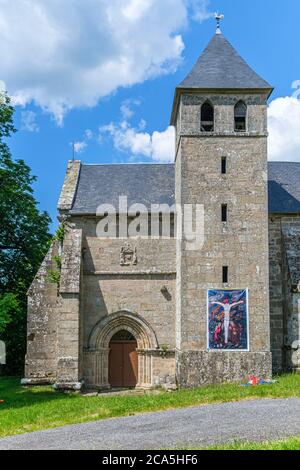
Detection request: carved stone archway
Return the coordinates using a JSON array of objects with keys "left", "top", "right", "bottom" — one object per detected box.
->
[{"left": 84, "top": 310, "right": 158, "bottom": 389}]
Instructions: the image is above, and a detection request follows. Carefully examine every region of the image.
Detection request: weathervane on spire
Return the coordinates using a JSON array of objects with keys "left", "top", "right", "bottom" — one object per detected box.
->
[{"left": 215, "top": 12, "right": 224, "bottom": 35}]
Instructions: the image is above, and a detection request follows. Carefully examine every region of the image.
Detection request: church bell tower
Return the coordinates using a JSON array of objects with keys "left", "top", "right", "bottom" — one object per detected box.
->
[{"left": 172, "top": 17, "right": 274, "bottom": 386}]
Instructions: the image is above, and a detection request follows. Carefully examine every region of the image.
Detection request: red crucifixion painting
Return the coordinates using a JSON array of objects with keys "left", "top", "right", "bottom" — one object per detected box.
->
[{"left": 207, "top": 289, "right": 249, "bottom": 351}]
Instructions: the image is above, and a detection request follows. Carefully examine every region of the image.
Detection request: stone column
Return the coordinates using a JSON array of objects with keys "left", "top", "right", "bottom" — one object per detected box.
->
[
  {"left": 94, "top": 348, "right": 110, "bottom": 388},
  {"left": 54, "top": 227, "right": 83, "bottom": 390},
  {"left": 137, "top": 350, "right": 153, "bottom": 388}
]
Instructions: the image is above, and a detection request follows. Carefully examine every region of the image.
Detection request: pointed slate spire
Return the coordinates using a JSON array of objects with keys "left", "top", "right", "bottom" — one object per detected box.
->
[
  {"left": 171, "top": 32, "right": 273, "bottom": 124},
  {"left": 178, "top": 34, "right": 272, "bottom": 90}
]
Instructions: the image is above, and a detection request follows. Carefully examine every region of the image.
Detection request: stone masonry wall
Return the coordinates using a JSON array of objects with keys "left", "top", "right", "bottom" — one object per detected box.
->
[
  {"left": 77, "top": 217, "right": 176, "bottom": 348},
  {"left": 175, "top": 92, "right": 271, "bottom": 386},
  {"left": 269, "top": 215, "right": 300, "bottom": 372},
  {"left": 57, "top": 160, "right": 81, "bottom": 212},
  {"left": 55, "top": 226, "right": 82, "bottom": 389},
  {"left": 176, "top": 137, "right": 270, "bottom": 351},
  {"left": 282, "top": 218, "right": 300, "bottom": 371},
  {"left": 71, "top": 217, "right": 177, "bottom": 388},
  {"left": 177, "top": 351, "right": 272, "bottom": 386},
  {"left": 268, "top": 215, "right": 285, "bottom": 371},
  {"left": 24, "top": 240, "right": 61, "bottom": 384},
  {"left": 24, "top": 224, "right": 83, "bottom": 388}
]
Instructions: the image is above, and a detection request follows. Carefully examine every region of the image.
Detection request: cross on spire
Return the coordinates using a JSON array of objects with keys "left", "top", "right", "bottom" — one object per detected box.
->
[{"left": 215, "top": 12, "right": 224, "bottom": 35}]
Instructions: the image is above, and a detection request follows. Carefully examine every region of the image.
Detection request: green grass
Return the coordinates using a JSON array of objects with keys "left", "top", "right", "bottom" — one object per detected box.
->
[
  {"left": 0, "top": 374, "right": 299, "bottom": 439},
  {"left": 180, "top": 437, "right": 300, "bottom": 450}
]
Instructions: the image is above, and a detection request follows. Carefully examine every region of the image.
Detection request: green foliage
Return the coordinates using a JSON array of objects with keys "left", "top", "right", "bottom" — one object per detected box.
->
[
  {"left": 54, "top": 224, "right": 65, "bottom": 244},
  {"left": 0, "top": 293, "right": 20, "bottom": 335},
  {"left": 159, "top": 344, "right": 170, "bottom": 357},
  {"left": 0, "top": 374, "right": 299, "bottom": 439},
  {"left": 0, "top": 92, "right": 52, "bottom": 374},
  {"left": 0, "top": 92, "right": 15, "bottom": 138},
  {"left": 197, "top": 437, "right": 300, "bottom": 450},
  {"left": 47, "top": 255, "right": 61, "bottom": 288},
  {"left": 47, "top": 270, "right": 61, "bottom": 288},
  {"left": 53, "top": 255, "right": 62, "bottom": 270},
  {"left": 47, "top": 270, "right": 61, "bottom": 287}
]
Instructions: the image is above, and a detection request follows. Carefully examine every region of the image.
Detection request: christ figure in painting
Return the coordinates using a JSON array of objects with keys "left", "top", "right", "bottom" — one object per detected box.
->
[{"left": 211, "top": 298, "right": 244, "bottom": 344}]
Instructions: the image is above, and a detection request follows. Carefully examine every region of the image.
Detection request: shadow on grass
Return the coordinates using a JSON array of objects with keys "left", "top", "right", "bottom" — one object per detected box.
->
[
  {"left": 1, "top": 373, "right": 299, "bottom": 414},
  {"left": 0, "top": 376, "right": 79, "bottom": 412}
]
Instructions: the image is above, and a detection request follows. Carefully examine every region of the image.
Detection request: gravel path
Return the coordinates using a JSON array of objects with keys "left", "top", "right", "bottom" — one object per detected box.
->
[{"left": 0, "top": 398, "right": 299, "bottom": 450}]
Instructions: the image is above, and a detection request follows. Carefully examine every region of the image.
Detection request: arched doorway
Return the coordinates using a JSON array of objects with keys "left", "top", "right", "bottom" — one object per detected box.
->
[
  {"left": 86, "top": 310, "right": 159, "bottom": 389},
  {"left": 108, "top": 330, "right": 138, "bottom": 387}
]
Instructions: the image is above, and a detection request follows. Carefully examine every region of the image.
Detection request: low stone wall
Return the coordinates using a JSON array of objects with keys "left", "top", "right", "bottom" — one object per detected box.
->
[{"left": 176, "top": 350, "right": 272, "bottom": 387}]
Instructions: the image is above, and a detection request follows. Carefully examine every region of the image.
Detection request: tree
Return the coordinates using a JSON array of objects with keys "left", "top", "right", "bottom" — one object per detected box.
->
[
  {"left": 0, "top": 92, "right": 52, "bottom": 374},
  {"left": 0, "top": 293, "right": 20, "bottom": 335}
]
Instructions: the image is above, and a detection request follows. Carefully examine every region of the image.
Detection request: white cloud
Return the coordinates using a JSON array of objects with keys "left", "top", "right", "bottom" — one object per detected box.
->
[
  {"left": 21, "top": 110, "right": 39, "bottom": 132},
  {"left": 0, "top": 0, "right": 212, "bottom": 124},
  {"left": 151, "top": 126, "right": 176, "bottom": 162},
  {"left": 85, "top": 129, "right": 93, "bottom": 140},
  {"left": 101, "top": 91, "right": 300, "bottom": 164},
  {"left": 72, "top": 129, "right": 95, "bottom": 154},
  {"left": 188, "top": 0, "right": 214, "bottom": 22},
  {"left": 73, "top": 141, "right": 87, "bottom": 154},
  {"left": 100, "top": 119, "right": 175, "bottom": 162},
  {"left": 120, "top": 99, "right": 141, "bottom": 120},
  {"left": 268, "top": 96, "right": 300, "bottom": 162},
  {"left": 292, "top": 80, "right": 300, "bottom": 99},
  {"left": 0, "top": 80, "right": 6, "bottom": 93},
  {"left": 0, "top": 81, "right": 6, "bottom": 104}
]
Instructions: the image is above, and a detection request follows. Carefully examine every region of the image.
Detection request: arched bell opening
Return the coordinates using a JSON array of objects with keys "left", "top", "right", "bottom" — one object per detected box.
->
[
  {"left": 201, "top": 101, "right": 214, "bottom": 132},
  {"left": 234, "top": 100, "right": 247, "bottom": 132}
]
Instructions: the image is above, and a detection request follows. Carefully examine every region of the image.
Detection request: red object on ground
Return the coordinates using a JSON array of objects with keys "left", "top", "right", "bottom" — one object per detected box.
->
[
  {"left": 249, "top": 375, "right": 258, "bottom": 386},
  {"left": 0, "top": 400, "right": 4, "bottom": 404}
]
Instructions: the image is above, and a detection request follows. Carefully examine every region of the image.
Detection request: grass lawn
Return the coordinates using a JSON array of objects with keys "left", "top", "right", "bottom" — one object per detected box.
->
[
  {"left": 179, "top": 437, "right": 300, "bottom": 450},
  {"left": 0, "top": 374, "right": 299, "bottom": 439}
]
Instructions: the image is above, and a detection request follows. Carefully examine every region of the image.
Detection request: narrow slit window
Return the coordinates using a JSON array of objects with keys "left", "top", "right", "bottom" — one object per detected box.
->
[
  {"left": 223, "top": 266, "right": 229, "bottom": 283},
  {"left": 201, "top": 101, "right": 214, "bottom": 132},
  {"left": 234, "top": 101, "right": 247, "bottom": 132},
  {"left": 221, "top": 204, "right": 228, "bottom": 222},
  {"left": 221, "top": 157, "right": 227, "bottom": 174}
]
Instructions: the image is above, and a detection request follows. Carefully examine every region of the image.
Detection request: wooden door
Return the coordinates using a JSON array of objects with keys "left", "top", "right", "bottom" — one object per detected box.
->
[{"left": 109, "top": 340, "right": 138, "bottom": 387}]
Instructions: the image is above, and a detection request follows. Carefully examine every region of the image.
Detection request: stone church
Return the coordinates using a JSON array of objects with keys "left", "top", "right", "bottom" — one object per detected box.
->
[{"left": 22, "top": 26, "right": 300, "bottom": 391}]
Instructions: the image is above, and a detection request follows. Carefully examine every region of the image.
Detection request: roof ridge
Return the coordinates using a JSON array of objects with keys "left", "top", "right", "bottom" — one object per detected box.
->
[
  {"left": 268, "top": 161, "right": 300, "bottom": 164},
  {"left": 81, "top": 162, "right": 174, "bottom": 167},
  {"left": 78, "top": 162, "right": 300, "bottom": 167}
]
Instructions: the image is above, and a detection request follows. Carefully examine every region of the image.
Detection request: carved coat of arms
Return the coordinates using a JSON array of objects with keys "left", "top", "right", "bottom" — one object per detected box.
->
[{"left": 120, "top": 242, "right": 137, "bottom": 266}]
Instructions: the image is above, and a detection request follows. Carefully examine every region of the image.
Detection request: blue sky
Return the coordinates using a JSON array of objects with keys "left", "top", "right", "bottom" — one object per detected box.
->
[{"left": 1, "top": 0, "right": 299, "bottom": 231}]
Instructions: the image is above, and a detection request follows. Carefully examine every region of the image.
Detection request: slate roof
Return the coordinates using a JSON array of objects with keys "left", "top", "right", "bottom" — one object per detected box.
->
[
  {"left": 178, "top": 34, "right": 272, "bottom": 91},
  {"left": 70, "top": 164, "right": 175, "bottom": 214},
  {"left": 268, "top": 162, "right": 300, "bottom": 213},
  {"left": 69, "top": 162, "right": 300, "bottom": 215}
]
